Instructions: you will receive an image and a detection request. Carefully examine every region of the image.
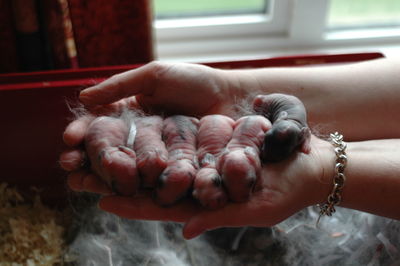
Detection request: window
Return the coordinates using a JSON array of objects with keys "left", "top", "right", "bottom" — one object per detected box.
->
[
  {"left": 152, "top": 0, "right": 400, "bottom": 61},
  {"left": 154, "top": 0, "right": 267, "bottom": 19},
  {"left": 328, "top": 0, "right": 400, "bottom": 29},
  {"left": 326, "top": 0, "right": 400, "bottom": 43}
]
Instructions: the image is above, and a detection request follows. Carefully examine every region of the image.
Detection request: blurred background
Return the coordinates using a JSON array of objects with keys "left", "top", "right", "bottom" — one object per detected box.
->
[
  {"left": 153, "top": 0, "right": 400, "bottom": 61},
  {"left": 154, "top": 0, "right": 400, "bottom": 27},
  {"left": 1, "top": 0, "right": 399, "bottom": 73},
  {"left": 0, "top": 0, "right": 400, "bottom": 73}
]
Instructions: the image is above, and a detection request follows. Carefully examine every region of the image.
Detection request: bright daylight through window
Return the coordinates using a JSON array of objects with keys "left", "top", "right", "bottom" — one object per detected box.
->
[
  {"left": 154, "top": 0, "right": 267, "bottom": 19},
  {"left": 152, "top": 0, "right": 400, "bottom": 60},
  {"left": 328, "top": 0, "right": 400, "bottom": 29}
]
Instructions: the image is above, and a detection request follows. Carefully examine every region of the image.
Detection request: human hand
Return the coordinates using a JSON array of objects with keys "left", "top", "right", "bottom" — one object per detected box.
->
[
  {"left": 98, "top": 135, "right": 334, "bottom": 239},
  {"left": 60, "top": 62, "right": 240, "bottom": 192},
  {"left": 79, "top": 61, "right": 239, "bottom": 116}
]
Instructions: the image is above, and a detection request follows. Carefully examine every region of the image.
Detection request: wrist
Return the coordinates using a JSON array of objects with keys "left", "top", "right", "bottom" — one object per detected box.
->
[
  {"left": 220, "top": 69, "right": 264, "bottom": 101},
  {"left": 307, "top": 136, "right": 337, "bottom": 207}
]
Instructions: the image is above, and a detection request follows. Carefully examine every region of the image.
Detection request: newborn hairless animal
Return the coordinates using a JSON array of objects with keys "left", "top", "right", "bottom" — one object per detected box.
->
[
  {"left": 253, "top": 93, "right": 311, "bottom": 162},
  {"left": 155, "top": 115, "right": 199, "bottom": 206},
  {"left": 218, "top": 115, "right": 271, "bottom": 202},
  {"left": 193, "top": 115, "right": 234, "bottom": 209},
  {"left": 134, "top": 115, "right": 168, "bottom": 188},
  {"left": 79, "top": 93, "right": 310, "bottom": 206},
  {"left": 85, "top": 116, "right": 139, "bottom": 196}
]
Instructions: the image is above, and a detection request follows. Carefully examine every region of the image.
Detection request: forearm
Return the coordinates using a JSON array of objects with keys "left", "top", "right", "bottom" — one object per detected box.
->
[
  {"left": 226, "top": 58, "right": 400, "bottom": 140},
  {"left": 317, "top": 138, "right": 400, "bottom": 220}
]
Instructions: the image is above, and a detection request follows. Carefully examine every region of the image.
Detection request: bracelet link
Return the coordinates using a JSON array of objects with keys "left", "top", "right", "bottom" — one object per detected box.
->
[{"left": 317, "top": 132, "right": 347, "bottom": 225}]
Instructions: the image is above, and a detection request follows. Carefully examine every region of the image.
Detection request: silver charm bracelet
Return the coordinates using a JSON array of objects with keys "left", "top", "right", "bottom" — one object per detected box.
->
[{"left": 317, "top": 132, "right": 347, "bottom": 224}]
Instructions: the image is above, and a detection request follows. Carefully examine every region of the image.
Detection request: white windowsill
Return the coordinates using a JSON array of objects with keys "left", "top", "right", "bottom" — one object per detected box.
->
[
  {"left": 153, "top": 0, "right": 400, "bottom": 63},
  {"left": 155, "top": 14, "right": 270, "bottom": 29},
  {"left": 154, "top": 27, "right": 400, "bottom": 62}
]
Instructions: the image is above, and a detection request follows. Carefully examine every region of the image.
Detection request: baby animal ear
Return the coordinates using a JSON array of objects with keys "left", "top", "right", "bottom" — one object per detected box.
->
[
  {"left": 275, "top": 111, "right": 288, "bottom": 121},
  {"left": 252, "top": 94, "right": 265, "bottom": 113},
  {"left": 299, "top": 127, "right": 312, "bottom": 154}
]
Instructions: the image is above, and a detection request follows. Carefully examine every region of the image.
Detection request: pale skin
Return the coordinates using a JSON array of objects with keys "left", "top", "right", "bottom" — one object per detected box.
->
[
  {"left": 60, "top": 58, "right": 400, "bottom": 239},
  {"left": 231, "top": 57, "right": 400, "bottom": 140}
]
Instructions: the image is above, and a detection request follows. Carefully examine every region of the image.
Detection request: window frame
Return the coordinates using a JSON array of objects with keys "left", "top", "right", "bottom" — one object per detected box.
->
[{"left": 153, "top": 0, "right": 400, "bottom": 61}]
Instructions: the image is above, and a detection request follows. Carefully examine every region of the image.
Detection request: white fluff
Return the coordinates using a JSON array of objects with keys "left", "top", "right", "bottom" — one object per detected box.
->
[{"left": 65, "top": 195, "right": 400, "bottom": 266}]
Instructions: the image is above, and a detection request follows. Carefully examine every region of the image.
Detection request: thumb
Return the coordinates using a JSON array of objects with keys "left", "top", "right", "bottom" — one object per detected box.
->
[
  {"left": 182, "top": 203, "right": 254, "bottom": 239},
  {"left": 79, "top": 63, "right": 159, "bottom": 106},
  {"left": 63, "top": 115, "right": 94, "bottom": 147}
]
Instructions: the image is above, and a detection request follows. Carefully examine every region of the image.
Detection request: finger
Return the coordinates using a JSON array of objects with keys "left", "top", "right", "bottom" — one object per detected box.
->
[
  {"left": 137, "top": 94, "right": 197, "bottom": 116},
  {"left": 82, "top": 173, "right": 113, "bottom": 195},
  {"left": 59, "top": 149, "right": 86, "bottom": 171},
  {"left": 183, "top": 185, "right": 301, "bottom": 239},
  {"left": 87, "top": 96, "right": 141, "bottom": 115},
  {"left": 79, "top": 63, "right": 158, "bottom": 106},
  {"left": 67, "top": 170, "right": 112, "bottom": 195},
  {"left": 63, "top": 115, "right": 94, "bottom": 147},
  {"left": 99, "top": 195, "right": 200, "bottom": 222},
  {"left": 182, "top": 202, "right": 254, "bottom": 239},
  {"left": 135, "top": 94, "right": 161, "bottom": 114},
  {"left": 67, "top": 170, "right": 86, "bottom": 191}
]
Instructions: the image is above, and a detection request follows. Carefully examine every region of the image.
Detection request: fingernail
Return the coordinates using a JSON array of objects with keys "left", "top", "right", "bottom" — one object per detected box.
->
[
  {"left": 79, "top": 93, "right": 93, "bottom": 106},
  {"left": 79, "top": 92, "right": 88, "bottom": 102}
]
